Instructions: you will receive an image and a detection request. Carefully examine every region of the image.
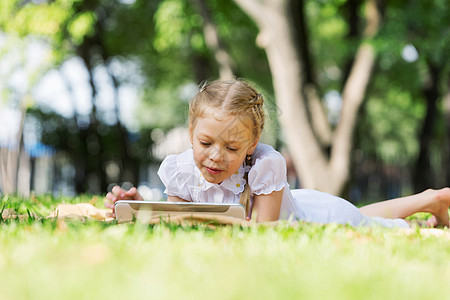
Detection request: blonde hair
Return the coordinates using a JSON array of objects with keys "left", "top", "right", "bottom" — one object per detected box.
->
[{"left": 189, "top": 79, "right": 265, "bottom": 214}]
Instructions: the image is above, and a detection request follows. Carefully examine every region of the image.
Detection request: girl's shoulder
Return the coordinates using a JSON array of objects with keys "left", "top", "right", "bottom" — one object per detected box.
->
[
  {"left": 158, "top": 148, "right": 196, "bottom": 182},
  {"left": 252, "top": 143, "right": 285, "bottom": 164},
  {"left": 157, "top": 148, "right": 196, "bottom": 201},
  {"left": 248, "top": 143, "right": 288, "bottom": 195},
  {"left": 162, "top": 148, "right": 195, "bottom": 168}
]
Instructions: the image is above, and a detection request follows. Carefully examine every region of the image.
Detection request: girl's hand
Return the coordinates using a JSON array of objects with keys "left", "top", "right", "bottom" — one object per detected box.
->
[{"left": 104, "top": 185, "right": 144, "bottom": 216}]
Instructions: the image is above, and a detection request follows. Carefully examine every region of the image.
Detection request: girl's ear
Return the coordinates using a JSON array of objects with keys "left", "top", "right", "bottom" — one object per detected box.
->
[
  {"left": 247, "top": 138, "right": 259, "bottom": 155},
  {"left": 189, "top": 123, "right": 194, "bottom": 145}
]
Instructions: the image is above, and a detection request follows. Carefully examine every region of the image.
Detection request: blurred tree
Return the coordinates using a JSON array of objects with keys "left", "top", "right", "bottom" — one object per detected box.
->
[
  {"left": 190, "top": 0, "right": 235, "bottom": 79},
  {"left": 25, "top": 107, "right": 155, "bottom": 192},
  {"left": 137, "top": 0, "right": 273, "bottom": 129},
  {"left": 1, "top": 0, "right": 447, "bottom": 198},
  {"left": 234, "top": 0, "right": 382, "bottom": 195},
  {"left": 235, "top": 0, "right": 449, "bottom": 196},
  {"left": 56, "top": 0, "right": 161, "bottom": 193},
  {"left": 1, "top": 0, "right": 161, "bottom": 194},
  {"left": 399, "top": 1, "right": 450, "bottom": 192},
  {"left": 0, "top": 0, "right": 77, "bottom": 194},
  {"left": 358, "top": 0, "right": 450, "bottom": 195}
]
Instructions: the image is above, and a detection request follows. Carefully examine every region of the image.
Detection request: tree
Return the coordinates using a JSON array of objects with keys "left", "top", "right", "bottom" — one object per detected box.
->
[
  {"left": 0, "top": 0, "right": 78, "bottom": 194},
  {"left": 402, "top": 1, "right": 450, "bottom": 192},
  {"left": 364, "top": 0, "right": 450, "bottom": 193},
  {"left": 2, "top": 0, "right": 447, "bottom": 198},
  {"left": 0, "top": 0, "right": 160, "bottom": 194},
  {"left": 234, "top": 0, "right": 382, "bottom": 195}
]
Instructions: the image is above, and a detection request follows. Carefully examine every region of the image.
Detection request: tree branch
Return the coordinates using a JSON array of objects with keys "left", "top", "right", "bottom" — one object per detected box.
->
[
  {"left": 233, "top": 0, "right": 265, "bottom": 25},
  {"left": 288, "top": 0, "right": 332, "bottom": 148},
  {"left": 305, "top": 84, "right": 332, "bottom": 147},
  {"left": 330, "top": 0, "right": 380, "bottom": 184},
  {"left": 444, "top": 84, "right": 450, "bottom": 185},
  {"left": 191, "top": 0, "right": 235, "bottom": 79}
]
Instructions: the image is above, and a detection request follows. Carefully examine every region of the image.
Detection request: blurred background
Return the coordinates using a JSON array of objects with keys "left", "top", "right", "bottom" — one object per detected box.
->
[{"left": 0, "top": 0, "right": 448, "bottom": 204}]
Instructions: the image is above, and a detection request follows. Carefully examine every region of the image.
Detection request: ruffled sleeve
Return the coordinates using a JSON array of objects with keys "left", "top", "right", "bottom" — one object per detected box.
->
[
  {"left": 248, "top": 147, "right": 289, "bottom": 195},
  {"left": 157, "top": 154, "right": 193, "bottom": 201}
]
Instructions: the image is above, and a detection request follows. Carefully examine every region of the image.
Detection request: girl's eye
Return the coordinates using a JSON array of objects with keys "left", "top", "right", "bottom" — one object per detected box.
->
[
  {"left": 200, "top": 141, "right": 211, "bottom": 147},
  {"left": 227, "top": 147, "right": 238, "bottom": 152}
]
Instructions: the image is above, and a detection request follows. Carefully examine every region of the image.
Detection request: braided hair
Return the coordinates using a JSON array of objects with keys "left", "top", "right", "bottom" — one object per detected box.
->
[{"left": 189, "top": 79, "right": 265, "bottom": 214}]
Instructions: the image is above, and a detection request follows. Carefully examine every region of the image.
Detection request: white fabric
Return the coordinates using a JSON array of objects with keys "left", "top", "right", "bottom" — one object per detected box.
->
[
  {"left": 158, "top": 149, "right": 246, "bottom": 204},
  {"left": 157, "top": 143, "right": 409, "bottom": 228}
]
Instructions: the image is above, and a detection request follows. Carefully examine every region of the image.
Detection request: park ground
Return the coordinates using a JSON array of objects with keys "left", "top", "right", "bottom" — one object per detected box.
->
[{"left": 1, "top": 194, "right": 449, "bottom": 300}]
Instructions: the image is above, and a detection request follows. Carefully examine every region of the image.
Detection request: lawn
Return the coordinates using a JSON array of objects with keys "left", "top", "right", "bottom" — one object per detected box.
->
[{"left": 1, "top": 195, "right": 449, "bottom": 300}]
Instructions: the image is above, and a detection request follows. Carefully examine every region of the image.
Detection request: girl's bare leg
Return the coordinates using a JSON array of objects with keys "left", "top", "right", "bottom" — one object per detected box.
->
[{"left": 358, "top": 188, "right": 450, "bottom": 227}]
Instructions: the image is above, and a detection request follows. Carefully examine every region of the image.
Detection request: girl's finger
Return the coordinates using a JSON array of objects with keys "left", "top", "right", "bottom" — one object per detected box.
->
[
  {"left": 112, "top": 186, "right": 126, "bottom": 198},
  {"left": 125, "top": 187, "right": 137, "bottom": 197},
  {"left": 105, "top": 192, "right": 117, "bottom": 202}
]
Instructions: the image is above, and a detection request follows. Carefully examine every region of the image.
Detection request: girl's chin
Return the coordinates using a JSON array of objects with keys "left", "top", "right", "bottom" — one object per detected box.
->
[
  {"left": 202, "top": 172, "right": 224, "bottom": 184},
  {"left": 204, "top": 176, "right": 222, "bottom": 184}
]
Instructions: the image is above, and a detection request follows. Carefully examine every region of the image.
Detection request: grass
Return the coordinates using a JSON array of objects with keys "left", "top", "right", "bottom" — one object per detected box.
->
[{"left": 1, "top": 195, "right": 450, "bottom": 300}]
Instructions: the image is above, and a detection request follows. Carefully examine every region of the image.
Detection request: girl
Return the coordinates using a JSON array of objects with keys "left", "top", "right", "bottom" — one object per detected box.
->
[{"left": 106, "top": 79, "right": 450, "bottom": 228}]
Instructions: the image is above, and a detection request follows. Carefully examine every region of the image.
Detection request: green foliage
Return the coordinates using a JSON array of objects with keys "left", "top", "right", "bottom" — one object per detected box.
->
[
  {"left": 306, "top": 0, "right": 354, "bottom": 90},
  {"left": 304, "top": 0, "right": 449, "bottom": 181},
  {"left": 0, "top": 0, "right": 73, "bottom": 37},
  {"left": 136, "top": 0, "right": 271, "bottom": 130},
  {"left": 67, "top": 11, "right": 96, "bottom": 45},
  {"left": 359, "top": 0, "right": 449, "bottom": 170},
  {"left": 361, "top": 84, "right": 424, "bottom": 164},
  {"left": 153, "top": 0, "right": 203, "bottom": 53},
  {"left": 376, "top": 0, "right": 450, "bottom": 71},
  {"left": 1, "top": 0, "right": 448, "bottom": 195}
]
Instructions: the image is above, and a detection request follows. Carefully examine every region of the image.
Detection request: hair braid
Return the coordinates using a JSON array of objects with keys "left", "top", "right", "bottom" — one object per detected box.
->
[
  {"left": 239, "top": 153, "right": 253, "bottom": 214},
  {"left": 189, "top": 79, "right": 265, "bottom": 216}
]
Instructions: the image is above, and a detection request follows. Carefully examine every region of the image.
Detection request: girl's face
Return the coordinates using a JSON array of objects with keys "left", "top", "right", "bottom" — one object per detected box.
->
[{"left": 190, "top": 111, "right": 258, "bottom": 184}]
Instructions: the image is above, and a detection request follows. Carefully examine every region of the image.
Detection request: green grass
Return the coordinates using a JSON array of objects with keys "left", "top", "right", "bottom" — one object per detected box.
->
[{"left": 1, "top": 195, "right": 450, "bottom": 300}]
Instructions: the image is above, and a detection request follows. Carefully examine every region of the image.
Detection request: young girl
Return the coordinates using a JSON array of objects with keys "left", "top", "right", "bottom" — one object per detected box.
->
[{"left": 106, "top": 79, "right": 450, "bottom": 228}]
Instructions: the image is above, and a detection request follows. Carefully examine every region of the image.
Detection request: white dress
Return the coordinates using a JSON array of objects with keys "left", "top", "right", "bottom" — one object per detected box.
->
[{"left": 157, "top": 143, "right": 409, "bottom": 228}]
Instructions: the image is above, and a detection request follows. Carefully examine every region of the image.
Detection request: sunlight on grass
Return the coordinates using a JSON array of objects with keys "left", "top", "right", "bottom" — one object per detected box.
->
[{"left": 0, "top": 195, "right": 450, "bottom": 300}]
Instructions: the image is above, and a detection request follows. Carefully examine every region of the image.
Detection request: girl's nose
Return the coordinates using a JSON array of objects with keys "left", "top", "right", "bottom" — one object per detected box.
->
[{"left": 209, "top": 145, "right": 224, "bottom": 162}]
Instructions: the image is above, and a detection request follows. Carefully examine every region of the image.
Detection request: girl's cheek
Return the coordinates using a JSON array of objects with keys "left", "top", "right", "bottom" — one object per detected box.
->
[
  {"left": 227, "top": 154, "right": 239, "bottom": 164},
  {"left": 196, "top": 150, "right": 207, "bottom": 161}
]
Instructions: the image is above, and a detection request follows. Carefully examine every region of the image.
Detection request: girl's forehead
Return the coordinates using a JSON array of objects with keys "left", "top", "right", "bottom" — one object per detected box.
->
[
  {"left": 193, "top": 114, "right": 254, "bottom": 142},
  {"left": 195, "top": 106, "right": 251, "bottom": 124}
]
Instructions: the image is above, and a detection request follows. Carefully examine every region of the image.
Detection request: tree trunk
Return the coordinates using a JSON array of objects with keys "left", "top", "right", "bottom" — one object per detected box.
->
[
  {"left": 341, "top": 0, "right": 362, "bottom": 85},
  {"left": 79, "top": 50, "right": 107, "bottom": 194},
  {"left": 413, "top": 62, "right": 441, "bottom": 192},
  {"left": 60, "top": 69, "right": 87, "bottom": 194},
  {"left": 191, "top": 0, "right": 235, "bottom": 79},
  {"left": 0, "top": 148, "right": 16, "bottom": 194},
  {"left": 0, "top": 104, "right": 26, "bottom": 195},
  {"left": 104, "top": 58, "right": 138, "bottom": 186},
  {"left": 234, "top": 0, "right": 380, "bottom": 196},
  {"left": 192, "top": 53, "right": 213, "bottom": 84},
  {"left": 289, "top": 0, "right": 332, "bottom": 148},
  {"left": 444, "top": 85, "right": 450, "bottom": 187}
]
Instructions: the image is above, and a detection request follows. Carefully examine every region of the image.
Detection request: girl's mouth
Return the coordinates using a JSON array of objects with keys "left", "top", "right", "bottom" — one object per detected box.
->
[{"left": 206, "top": 167, "right": 223, "bottom": 175}]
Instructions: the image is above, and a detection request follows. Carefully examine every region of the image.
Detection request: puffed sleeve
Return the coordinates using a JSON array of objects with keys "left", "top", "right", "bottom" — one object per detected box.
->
[
  {"left": 248, "top": 150, "right": 289, "bottom": 195},
  {"left": 157, "top": 154, "right": 193, "bottom": 201}
]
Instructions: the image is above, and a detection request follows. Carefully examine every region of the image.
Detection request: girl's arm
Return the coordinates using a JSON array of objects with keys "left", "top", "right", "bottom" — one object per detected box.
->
[{"left": 252, "top": 189, "right": 283, "bottom": 222}]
